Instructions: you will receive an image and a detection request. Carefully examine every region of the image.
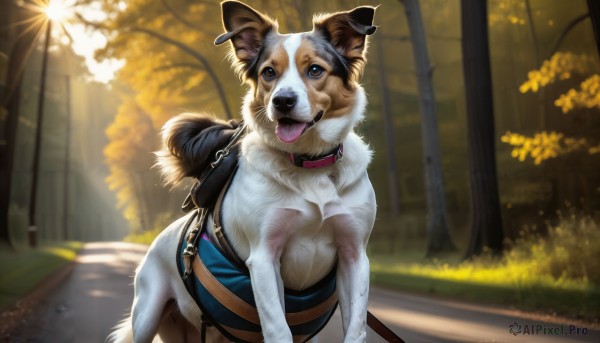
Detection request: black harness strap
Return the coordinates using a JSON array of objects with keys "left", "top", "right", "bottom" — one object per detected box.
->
[{"left": 211, "top": 164, "right": 246, "bottom": 269}]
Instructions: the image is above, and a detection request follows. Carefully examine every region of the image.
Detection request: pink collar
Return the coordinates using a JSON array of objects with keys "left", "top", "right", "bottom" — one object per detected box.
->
[{"left": 288, "top": 144, "right": 343, "bottom": 168}]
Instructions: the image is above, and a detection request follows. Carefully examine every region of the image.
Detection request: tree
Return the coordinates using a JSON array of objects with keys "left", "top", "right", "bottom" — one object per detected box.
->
[
  {"left": 461, "top": 0, "right": 504, "bottom": 258},
  {"left": 502, "top": 51, "right": 600, "bottom": 162},
  {"left": 103, "top": 98, "right": 165, "bottom": 233},
  {"left": 83, "top": 0, "right": 241, "bottom": 231},
  {"left": 399, "top": 0, "right": 456, "bottom": 256},
  {"left": 0, "top": 1, "right": 43, "bottom": 248},
  {"left": 87, "top": 0, "right": 238, "bottom": 123},
  {"left": 498, "top": 1, "right": 598, "bottom": 163},
  {"left": 373, "top": 34, "right": 401, "bottom": 252}
]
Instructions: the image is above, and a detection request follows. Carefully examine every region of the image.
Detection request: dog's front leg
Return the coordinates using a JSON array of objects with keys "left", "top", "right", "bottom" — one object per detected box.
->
[
  {"left": 243, "top": 208, "right": 302, "bottom": 342},
  {"left": 335, "top": 228, "right": 370, "bottom": 343},
  {"left": 246, "top": 248, "right": 291, "bottom": 342}
]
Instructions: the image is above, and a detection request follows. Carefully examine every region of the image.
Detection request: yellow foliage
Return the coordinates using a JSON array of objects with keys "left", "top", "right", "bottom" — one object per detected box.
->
[
  {"left": 554, "top": 74, "right": 600, "bottom": 113},
  {"left": 97, "top": 0, "right": 243, "bottom": 131},
  {"left": 519, "top": 52, "right": 594, "bottom": 94},
  {"left": 589, "top": 144, "right": 600, "bottom": 155},
  {"left": 501, "top": 131, "right": 587, "bottom": 165},
  {"left": 99, "top": 0, "right": 244, "bottom": 231},
  {"left": 371, "top": 215, "right": 600, "bottom": 290},
  {"left": 103, "top": 98, "right": 157, "bottom": 232}
]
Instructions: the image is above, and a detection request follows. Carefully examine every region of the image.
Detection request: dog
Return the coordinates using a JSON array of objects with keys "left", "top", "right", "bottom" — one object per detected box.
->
[{"left": 108, "top": 1, "right": 377, "bottom": 342}]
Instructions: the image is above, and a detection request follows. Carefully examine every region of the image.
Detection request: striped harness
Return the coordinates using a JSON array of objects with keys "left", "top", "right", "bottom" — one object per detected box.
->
[{"left": 176, "top": 207, "right": 338, "bottom": 343}]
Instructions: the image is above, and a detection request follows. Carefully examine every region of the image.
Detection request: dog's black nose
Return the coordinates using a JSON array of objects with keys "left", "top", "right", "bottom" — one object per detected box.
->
[{"left": 272, "top": 91, "right": 297, "bottom": 113}]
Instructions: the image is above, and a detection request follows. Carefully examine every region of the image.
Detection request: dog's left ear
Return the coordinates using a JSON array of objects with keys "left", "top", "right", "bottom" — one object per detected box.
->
[{"left": 313, "top": 6, "right": 377, "bottom": 76}]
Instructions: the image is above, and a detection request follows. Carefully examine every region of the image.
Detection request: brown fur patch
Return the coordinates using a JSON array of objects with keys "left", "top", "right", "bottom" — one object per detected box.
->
[
  {"left": 250, "top": 39, "right": 290, "bottom": 124},
  {"left": 295, "top": 38, "right": 357, "bottom": 120},
  {"left": 265, "top": 43, "right": 290, "bottom": 77}
]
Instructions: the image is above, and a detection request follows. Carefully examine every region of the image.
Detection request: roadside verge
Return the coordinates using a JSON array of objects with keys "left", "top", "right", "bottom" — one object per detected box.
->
[{"left": 0, "top": 242, "right": 82, "bottom": 339}]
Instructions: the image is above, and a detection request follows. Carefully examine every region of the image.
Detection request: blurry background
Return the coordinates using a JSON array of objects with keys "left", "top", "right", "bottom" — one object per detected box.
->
[{"left": 2, "top": 0, "right": 598, "bottom": 250}]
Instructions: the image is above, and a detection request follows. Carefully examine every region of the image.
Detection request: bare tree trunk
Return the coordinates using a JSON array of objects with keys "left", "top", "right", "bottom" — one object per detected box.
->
[
  {"left": 461, "top": 0, "right": 504, "bottom": 258},
  {"left": 62, "top": 76, "right": 72, "bottom": 240},
  {"left": 28, "top": 21, "right": 53, "bottom": 243},
  {"left": 399, "top": 0, "right": 456, "bottom": 256},
  {"left": 588, "top": 0, "right": 600, "bottom": 56},
  {"left": 131, "top": 172, "right": 150, "bottom": 232},
  {"left": 0, "top": 83, "right": 20, "bottom": 248},
  {"left": 0, "top": 2, "right": 42, "bottom": 248},
  {"left": 374, "top": 34, "right": 401, "bottom": 253}
]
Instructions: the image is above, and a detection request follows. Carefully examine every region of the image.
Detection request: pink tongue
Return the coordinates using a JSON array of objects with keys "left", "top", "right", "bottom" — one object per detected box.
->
[{"left": 276, "top": 121, "right": 307, "bottom": 143}]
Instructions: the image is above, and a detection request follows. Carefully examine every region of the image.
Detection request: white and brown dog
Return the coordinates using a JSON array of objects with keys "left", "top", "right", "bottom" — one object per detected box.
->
[{"left": 109, "top": 1, "right": 377, "bottom": 342}]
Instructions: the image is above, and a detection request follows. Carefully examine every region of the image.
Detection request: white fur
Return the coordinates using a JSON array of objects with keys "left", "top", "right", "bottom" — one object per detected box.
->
[
  {"left": 109, "top": 25, "right": 376, "bottom": 343},
  {"left": 267, "top": 34, "right": 313, "bottom": 123}
]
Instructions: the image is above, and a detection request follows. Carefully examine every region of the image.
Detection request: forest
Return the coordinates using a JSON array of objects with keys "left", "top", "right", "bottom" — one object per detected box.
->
[
  {"left": 1, "top": 0, "right": 599, "bottom": 331},
  {"left": 0, "top": 0, "right": 600, "bottom": 341}
]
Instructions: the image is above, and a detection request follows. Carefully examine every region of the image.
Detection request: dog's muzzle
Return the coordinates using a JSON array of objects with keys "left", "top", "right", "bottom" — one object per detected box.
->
[{"left": 275, "top": 110, "right": 324, "bottom": 144}]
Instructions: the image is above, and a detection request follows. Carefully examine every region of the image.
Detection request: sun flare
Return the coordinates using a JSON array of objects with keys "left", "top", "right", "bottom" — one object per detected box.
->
[{"left": 45, "top": 0, "right": 69, "bottom": 22}]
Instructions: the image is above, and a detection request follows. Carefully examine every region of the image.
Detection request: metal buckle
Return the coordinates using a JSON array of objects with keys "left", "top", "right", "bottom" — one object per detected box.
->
[
  {"left": 210, "top": 149, "right": 230, "bottom": 168},
  {"left": 209, "top": 122, "right": 246, "bottom": 169}
]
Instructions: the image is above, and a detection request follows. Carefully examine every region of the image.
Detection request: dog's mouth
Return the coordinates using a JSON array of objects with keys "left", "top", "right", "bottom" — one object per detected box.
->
[{"left": 275, "top": 111, "right": 324, "bottom": 143}]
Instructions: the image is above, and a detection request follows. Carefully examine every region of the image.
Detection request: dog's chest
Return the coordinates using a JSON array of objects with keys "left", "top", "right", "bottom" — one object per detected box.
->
[
  {"left": 223, "top": 168, "right": 363, "bottom": 289},
  {"left": 277, "top": 200, "right": 351, "bottom": 289}
]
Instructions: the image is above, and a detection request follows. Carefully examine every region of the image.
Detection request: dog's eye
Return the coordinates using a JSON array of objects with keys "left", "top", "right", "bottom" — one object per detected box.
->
[
  {"left": 262, "top": 67, "right": 277, "bottom": 81},
  {"left": 307, "top": 64, "right": 324, "bottom": 78}
]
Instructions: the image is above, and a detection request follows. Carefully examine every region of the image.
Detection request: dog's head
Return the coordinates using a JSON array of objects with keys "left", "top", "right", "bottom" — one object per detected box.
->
[{"left": 215, "top": 1, "right": 376, "bottom": 155}]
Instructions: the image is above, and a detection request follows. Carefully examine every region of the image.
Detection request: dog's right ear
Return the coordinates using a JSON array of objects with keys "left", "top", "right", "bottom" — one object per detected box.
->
[
  {"left": 215, "top": 1, "right": 277, "bottom": 78},
  {"left": 313, "top": 6, "right": 377, "bottom": 81}
]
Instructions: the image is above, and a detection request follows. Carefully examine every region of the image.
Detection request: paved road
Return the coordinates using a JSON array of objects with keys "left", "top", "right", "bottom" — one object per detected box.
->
[
  {"left": 321, "top": 289, "right": 599, "bottom": 343},
  {"left": 29, "top": 242, "right": 147, "bottom": 343},
  {"left": 23, "top": 242, "right": 600, "bottom": 342}
]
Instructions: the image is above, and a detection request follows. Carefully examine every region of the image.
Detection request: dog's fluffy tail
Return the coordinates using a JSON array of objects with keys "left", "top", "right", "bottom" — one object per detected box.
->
[
  {"left": 106, "top": 316, "right": 133, "bottom": 343},
  {"left": 155, "top": 113, "right": 241, "bottom": 186}
]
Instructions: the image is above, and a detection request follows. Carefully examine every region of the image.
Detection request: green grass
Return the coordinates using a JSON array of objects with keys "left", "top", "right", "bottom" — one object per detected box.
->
[
  {"left": 369, "top": 215, "right": 600, "bottom": 322},
  {"left": 123, "top": 227, "right": 162, "bottom": 245},
  {"left": 0, "top": 241, "right": 83, "bottom": 309},
  {"left": 370, "top": 257, "right": 600, "bottom": 321}
]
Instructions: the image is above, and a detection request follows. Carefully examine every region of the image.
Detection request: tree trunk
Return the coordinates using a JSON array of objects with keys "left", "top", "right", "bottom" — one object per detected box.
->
[
  {"left": 548, "top": 13, "right": 590, "bottom": 58},
  {"left": 62, "top": 76, "right": 72, "bottom": 240},
  {"left": 0, "top": 80, "right": 20, "bottom": 248},
  {"left": 374, "top": 34, "right": 401, "bottom": 253},
  {"left": 399, "top": 0, "right": 456, "bottom": 256},
  {"left": 461, "top": 0, "right": 504, "bottom": 258},
  {"left": 586, "top": 0, "right": 600, "bottom": 56},
  {"left": 28, "top": 21, "right": 53, "bottom": 237},
  {"left": 0, "top": 3, "right": 42, "bottom": 248}
]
